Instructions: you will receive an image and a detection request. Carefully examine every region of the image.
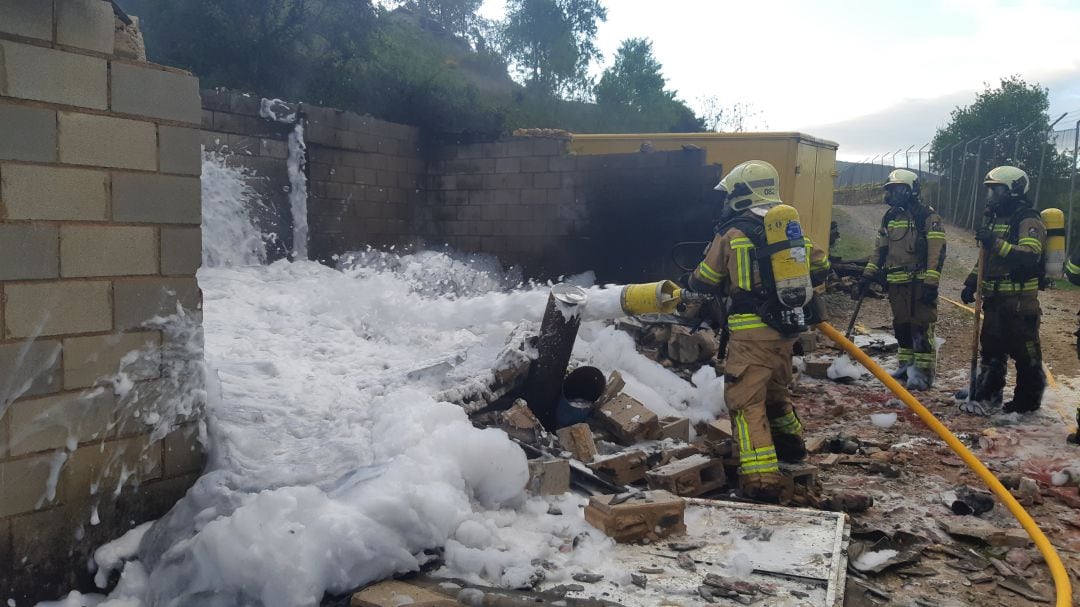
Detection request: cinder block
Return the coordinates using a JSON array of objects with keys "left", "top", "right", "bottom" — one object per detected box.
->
[
  {"left": 158, "top": 126, "right": 202, "bottom": 176},
  {"left": 112, "top": 173, "right": 201, "bottom": 224},
  {"left": 646, "top": 454, "right": 726, "bottom": 497},
  {"left": 557, "top": 423, "right": 598, "bottom": 462},
  {"left": 0, "top": 0, "right": 53, "bottom": 41},
  {"left": 595, "top": 394, "right": 661, "bottom": 445},
  {"left": 7, "top": 390, "right": 116, "bottom": 456},
  {"left": 62, "top": 435, "right": 163, "bottom": 502},
  {"left": 0, "top": 40, "right": 107, "bottom": 109},
  {"left": 705, "top": 419, "right": 733, "bottom": 442},
  {"left": 161, "top": 227, "right": 202, "bottom": 275},
  {"left": 659, "top": 417, "right": 691, "bottom": 442},
  {"left": 0, "top": 103, "right": 56, "bottom": 162},
  {"left": 56, "top": 0, "right": 115, "bottom": 54},
  {"left": 58, "top": 112, "right": 156, "bottom": 170},
  {"left": 526, "top": 457, "right": 570, "bottom": 495},
  {"left": 1, "top": 453, "right": 64, "bottom": 517},
  {"left": 0, "top": 224, "right": 58, "bottom": 280},
  {"left": 4, "top": 281, "right": 112, "bottom": 338},
  {"left": 587, "top": 450, "right": 649, "bottom": 485},
  {"left": 62, "top": 331, "right": 161, "bottom": 389},
  {"left": 113, "top": 277, "right": 200, "bottom": 330},
  {"left": 1, "top": 164, "right": 108, "bottom": 221},
  {"left": 61, "top": 225, "right": 157, "bottom": 277},
  {"left": 162, "top": 423, "right": 205, "bottom": 477},
  {"left": 0, "top": 340, "right": 61, "bottom": 399},
  {"left": 583, "top": 490, "right": 686, "bottom": 543},
  {"left": 111, "top": 62, "right": 201, "bottom": 125}
]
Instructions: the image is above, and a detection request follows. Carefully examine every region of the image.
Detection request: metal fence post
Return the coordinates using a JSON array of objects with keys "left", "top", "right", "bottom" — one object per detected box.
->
[
  {"left": 954, "top": 137, "right": 979, "bottom": 225},
  {"left": 904, "top": 144, "right": 914, "bottom": 169},
  {"left": 1068, "top": 120, "right": 1080, "bottom": 248},
  {"left": 1034, "top": 112, "right": 1068, "bottom": 206},
  {"left": 968, "top": 136, "right": 989, "bottom": 229}
]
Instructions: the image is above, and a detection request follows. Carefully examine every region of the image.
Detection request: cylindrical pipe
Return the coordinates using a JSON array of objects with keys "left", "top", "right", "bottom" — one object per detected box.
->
[
  {"left": 816, "top": 322, "right": 1073, "bottom": 607},
  {"left": 522, "top": 284, "right": 588, "bottom": 429},
  {"left": 904, "top": 144, "right": 915, "bottom": 168},
  {"left": 1068, "top": 120, "right": 1080, "bottom": 248}
]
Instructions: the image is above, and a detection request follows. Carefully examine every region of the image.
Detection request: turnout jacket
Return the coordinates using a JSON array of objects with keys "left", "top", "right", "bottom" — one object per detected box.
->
[
  {"left": 862, "top": 204, "right": 946, "bottom": 286},
  {"left": 965, "top": 207, "right": 1046, "bottom": 299},
  {"left": 689, "top": 211, "right": 830, "bottom": 341}
]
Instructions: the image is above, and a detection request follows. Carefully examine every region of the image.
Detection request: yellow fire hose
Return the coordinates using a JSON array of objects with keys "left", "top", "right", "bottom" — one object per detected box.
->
[{"left": 817, "top": 321, "right": 1073, "bottom": 606}]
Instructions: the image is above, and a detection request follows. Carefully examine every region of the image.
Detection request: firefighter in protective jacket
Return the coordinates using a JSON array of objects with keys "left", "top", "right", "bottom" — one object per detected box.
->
[
  {"left": 957, "top": 166, "right": 1047, "bottom": 416},
  {"left": 688, "top": 160, "right": 830, "bottom": 502},
  {"left": 856, "top": 169, "right": 946, "bottom": 390},
  {"left": 1062, "top": 251, "right": 1080, "bottom": 444}
]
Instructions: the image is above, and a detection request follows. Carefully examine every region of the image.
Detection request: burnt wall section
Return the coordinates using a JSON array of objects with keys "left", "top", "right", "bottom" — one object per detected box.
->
[
  {"left": 201, "top": 90, "right": 424, "bottom": 263},
  {"left": 424, "top": 139, "right": 720, "bottom": 281}
]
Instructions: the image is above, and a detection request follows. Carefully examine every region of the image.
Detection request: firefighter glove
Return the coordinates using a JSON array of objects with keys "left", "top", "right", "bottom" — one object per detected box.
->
[
  {"left": 853, "top": 276, "right": 873, "bottom": 300},
  {"left": 975, "top": 226, "right": 997, "bottom": 250},
  {"left": 921, "top": 285, "right": 938, "bottom": 306},
  {"left": 961, "top": 282, "right": 977, "bottom": 304}
]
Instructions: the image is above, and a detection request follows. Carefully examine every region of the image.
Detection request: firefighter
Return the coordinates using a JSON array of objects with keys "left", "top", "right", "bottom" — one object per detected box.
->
[
  {"left": 687, "top": 160, "right": 830, "bottom": 502},
  {"left": 957, "top": 166, "right": 1046, "bottom": 415},
  {"left": 1062, "top": 251, "right": 1080, "bottom": 444},
  {"left": 855, "top": 169, "right": 946, "bottom": 390}
]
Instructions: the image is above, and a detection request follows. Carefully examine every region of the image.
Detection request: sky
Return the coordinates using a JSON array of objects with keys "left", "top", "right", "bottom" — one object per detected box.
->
[{"left": 478, "top": 0, "right": 1080, "bottom": 161}]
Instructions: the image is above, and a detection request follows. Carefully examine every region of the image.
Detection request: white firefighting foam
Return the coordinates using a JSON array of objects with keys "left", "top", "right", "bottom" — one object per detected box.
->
[{"left": 34, "top": 152, "right": 726, "bottom": 607}]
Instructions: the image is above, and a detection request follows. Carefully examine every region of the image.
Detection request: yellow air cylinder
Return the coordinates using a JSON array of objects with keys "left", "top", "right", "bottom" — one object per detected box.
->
[
  {"left": 1041, "top": 208, "right": 1065, "bottom": 279},
  {"left": 620, "top": 280, "right": 682, "bottom": 315},
  {"left": 763, "top": 204, "right": 812, "bottom": 308}
]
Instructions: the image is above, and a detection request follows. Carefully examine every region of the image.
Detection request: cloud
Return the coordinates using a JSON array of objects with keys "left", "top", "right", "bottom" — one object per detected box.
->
[{"left": 804, "top": 66, "right": 1080, "bottom": 162}]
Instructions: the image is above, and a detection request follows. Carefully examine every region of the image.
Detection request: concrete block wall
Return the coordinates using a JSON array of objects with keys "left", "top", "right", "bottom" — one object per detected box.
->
[
  {"left": 201, "top": 90, "right": 424, "bottom": 262},
  {"left": 0, "top": 1, "right": 205, "bottom": 600},
  {"left": 423, "top": 139, "right": 720, "bottom": 280}
]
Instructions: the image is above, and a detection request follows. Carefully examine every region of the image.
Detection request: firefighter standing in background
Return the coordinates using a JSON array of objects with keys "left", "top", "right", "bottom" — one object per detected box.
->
[
  {"left": 855, "top": 169, "right": 946, "bottom": 390},
  {"left": 957, "top": 166, "right": 1047, "bottom": 415},
  {"left": 1061, "top": 251, "right": 1080, "bottom": 444},
  {"left": 688, "top": 160, "right": 831, "bottom": 502}
]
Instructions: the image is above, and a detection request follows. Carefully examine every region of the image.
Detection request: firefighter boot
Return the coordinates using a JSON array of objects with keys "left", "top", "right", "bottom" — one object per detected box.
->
[
  {"left": 1004, "top": 362, "right": 1045, "bottom": 413},
  {"left": 906, "top": 366, "right": 932, "bottom": 391},
  {"left": 773, "top": 433, "right": 807, "bottom": 463},
  {"left": 740, "top": 472, "right": 784, "bottom": 503},
  {"left": 957, "top": 358, "right": 1006, "bottom": 416},
  {"left": 889, "top": 361, "right": 912, "bottom": 381}
]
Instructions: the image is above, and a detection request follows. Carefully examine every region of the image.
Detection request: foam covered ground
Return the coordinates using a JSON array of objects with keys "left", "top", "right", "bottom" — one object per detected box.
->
[{"left": 36, "top": 155, "right": 726, "bottom": 607}]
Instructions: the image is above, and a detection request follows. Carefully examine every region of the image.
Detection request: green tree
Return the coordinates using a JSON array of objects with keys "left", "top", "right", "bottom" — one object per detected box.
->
[
  {"left": 501, "top": 0, "right": 607, "bottom": 99},
  {"left": 393, "top": 0, "right": 485, "bottom": 43},
  {"left": 593, "top": 38, "right": 703, "bottom": 132},
  {"left": 931, "top": 76, "right": 1070, "bottom": 219},
  {"left": 124, "top": 0, "right": 376, "bottom": 102}
]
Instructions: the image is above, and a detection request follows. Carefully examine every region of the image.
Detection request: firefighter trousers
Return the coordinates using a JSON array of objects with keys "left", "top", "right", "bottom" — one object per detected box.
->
[
  {"left": 976, "top": 296, "right": 1044, "bottom": 409},
  {"left": 887, "top": 282, "right": 938, "bottom": 371},
  {"left": 724, "top": 339, "right": 802, "bottom": 478}
]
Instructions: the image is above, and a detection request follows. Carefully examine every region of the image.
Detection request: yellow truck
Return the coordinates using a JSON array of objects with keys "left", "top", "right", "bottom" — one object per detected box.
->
[{"left": 568, "top": 132, "right": 839, "bottom": 255}]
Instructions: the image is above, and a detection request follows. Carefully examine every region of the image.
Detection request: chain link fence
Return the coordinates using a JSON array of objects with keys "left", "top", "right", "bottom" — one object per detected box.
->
[{"left": 835, "top": 112, "right": 1080, "bottom": 243}]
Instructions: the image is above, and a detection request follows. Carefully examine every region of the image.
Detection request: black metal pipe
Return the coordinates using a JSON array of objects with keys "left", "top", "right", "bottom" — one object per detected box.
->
[{"left": 523, "top": 284, "right": 588, "bottom": 430}]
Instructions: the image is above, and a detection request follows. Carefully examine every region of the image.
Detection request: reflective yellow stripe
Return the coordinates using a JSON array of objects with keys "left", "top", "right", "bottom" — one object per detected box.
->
[
  {"left": 733, "top": 410, "right": 753, "bottom": 455},
  {"left": 922, "top": 270, "right": 941, "bottom": 279},
  {"left": 1066, "top": 260, "right": 1080, "bottom": 275},
  {"left": 888, "top": 221, "right": 914, "bottom": 229},
  {"left": 730, "top": 237, "right": 753, "bottom": 246},
  {"left": 733, "top": 245, "right": 752, "bottom": 290},
  {"left": 770, "top": 411, "right": 802, "bottom": 435},
  {"left": 997, "top": 241, "right": 1013, "bottom": 257},
  {"left": 1017, "top": 238, "right": 1043, "bottom": 254},
  {"left": 983, "top": 278, "right": 1039, "bottom": 293},
  {"left": 696, "top": 261, "right": 724, "bottom": 284},
  {"left": 865, "top": 263, "right": 879, "bottom": 272},
  {"left": 926, "top": 231, "right": 946, "bottom": 240},
  {"left": 729, "top": 313, "right": 768, "bottom": 331},
  {"left": 887, "top": 271, "right": 914, "bottom": 283},
  {"left": 897, "top": 348, "right": 914, "bottom": 363}
]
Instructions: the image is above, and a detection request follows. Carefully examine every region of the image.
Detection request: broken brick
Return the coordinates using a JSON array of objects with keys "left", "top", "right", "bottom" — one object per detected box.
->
[
  {"left": 594, "top": 393, "right": 660, "bottom": 445},
  {"left": 500, "top": 399, "right": 543, "bottom": 443},
  {"left": 587, "top": 450, "right": 649, "bottom": 485},
  {"left": 526, "top": 457, "right": 571, "bottom": 495},
  {"left": 659, "top": 416, "right": 691, "bottom": 442},
  {"left": 803, "top": 357, "right": 832, "bottom": 379},
  {"left": 556, "top": 423, "right": 599, "bottom": 462},
  {"left": 705, "top": 419, "right": 732, "bottom": 442},
  {"left": 583, "top": 490, "right": 686, "bottom": 543},
  {"left": 646, "top": 454, "right": 726, "bottom": 497}
]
